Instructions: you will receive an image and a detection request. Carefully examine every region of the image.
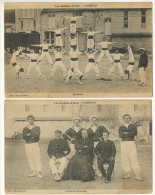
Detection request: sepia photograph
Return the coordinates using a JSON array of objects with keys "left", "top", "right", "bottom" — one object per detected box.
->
[
  {"left": 4, "top": 2, "right": 152, "bottom": 98},
  {"left": 5, "top": 100, "right": 152, "bottom": 194}
]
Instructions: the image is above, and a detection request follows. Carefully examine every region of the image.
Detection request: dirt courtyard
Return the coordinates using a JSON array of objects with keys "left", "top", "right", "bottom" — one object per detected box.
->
[
  {"left": 5, "top": 139, "right": 152, "bottom": 193},
  {"left": 5, "top": 53, "right": 152, "bottom": 97}
]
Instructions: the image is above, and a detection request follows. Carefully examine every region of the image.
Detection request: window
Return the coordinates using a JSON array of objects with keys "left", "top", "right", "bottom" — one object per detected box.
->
[
  {"left": 25, "top": 105, "right": 30, "bottom": 112},
  {"left": 4, "top": 10, "right": 15, "bottom": 23},
  {"left": 19, "top": 9, "right": 37, "bottom": 18},
  {"left": 43, "top": 105, "right": 48, "bottom": 112},
  {"left": 34, "top": 20, "right": 36, "bottom": 28},
  {"left": 124, "top": 10, "right": 128, "bottom": 28},
  {"left": 141, "top": 9, "right": 146, "bottom": 28},
  {"left": 21, "top": 20, "right": 23, "bottom": 29}
]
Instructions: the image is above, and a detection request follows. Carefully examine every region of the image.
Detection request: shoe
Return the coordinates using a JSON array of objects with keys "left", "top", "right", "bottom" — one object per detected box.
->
[
  {"left": 107, "top": 177, "right": 111, "bottom": 182},
  {"left": 135, "top": 175, "right": 143, "bottom": 181},
  {"left": 63, "top": 77, "right": 67, "bottom": 80},
  {"left": 28, "top": 171, "right": 37, "bottom": 177},
  {"left": 96, "top": 77, "right": 101, "bottom": 80},
  {"left": 66, "top": 78, "right": 69, "bottom": 85},
  {"left": 141, "top": 83, "right": 146, "bottom": 86},
  {"left": 55, "top": 173, "right": 61, "bottom": 182},
  {"left": 39, "top": 75, "right": 43, "bottom": 79},
  {"left": 78, "top": 80, "right": 83, "bottom": 85},
  {"left": 123, "top": 173, "right": 130, "bottom": 179},
  {"left": 105, "top": 177, "right": 109, "bottom": 183},
  {"left": 38, "top": 172, "right": 44, "bottom": 179},
  {"left": 120, "top": 76, "right": 125, "bottom": 80},
  {"left": 82, "top": 77, "right": 87, "bottom": 80}
]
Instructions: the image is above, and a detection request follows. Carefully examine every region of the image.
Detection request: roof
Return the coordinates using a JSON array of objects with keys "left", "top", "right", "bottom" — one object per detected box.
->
[{"left": 41, "top": 8, "right": 150, "bottom": 14}]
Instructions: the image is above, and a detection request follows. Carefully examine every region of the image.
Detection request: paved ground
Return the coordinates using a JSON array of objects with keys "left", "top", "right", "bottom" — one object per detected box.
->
[
  {"left": 5, "top": 139, "right": 152, "bottom": 193},
  {"left": 5, "top": 53, "right": 152, "bottom": 97}
]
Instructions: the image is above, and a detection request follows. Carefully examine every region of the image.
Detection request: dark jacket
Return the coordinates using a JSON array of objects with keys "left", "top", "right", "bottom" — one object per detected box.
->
[
  {"left": 138, "top": 53, "right": 148, "bottom": 68},
  {"left": 22, "top": 126, "right": 40, "bottom": 143},
  {"left": 74, "top": 138, "right": 94, "bottom": 154},
  {"left": 63, "top": 127, "right": 83, "bottom": 141},
  {"left": 118, "top": 124, "right": 137, "bottom": 141},
  {"left": 47, "top": 138, "right": 71, "bottom": 159},
  {"left": 87, "top": 126, "right": 108, "bottom": 141},
  {"left": 94, "top": 140, "right": 116, "bottom": 160}
]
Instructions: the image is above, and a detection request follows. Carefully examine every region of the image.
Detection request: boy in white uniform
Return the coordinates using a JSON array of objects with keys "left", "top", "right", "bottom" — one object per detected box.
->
[
  {"left": 83, "top": 49, "right": 100, "bottom": 80},
  {"left": 66, "top": 47, "right": 83, "bottom": 85},
  {"left": 68, "top": 34, "right": 78, "bottom": 51},
  {"left": 96, "top": 38, "right": 117, "bottom": 64},
  {"left": 50, "top": 47, "right": 67, "bottom": 79},
  {"left": 34, "top": 40, "right": 53, "bottom": 65},
  {"left": 81, "top": 27, "right": 102, "bottom": 51},
  {"left": 25, "top": 49, "right": 42, "bottom": 79},
  {"left": 51, "top": 25, "right": 68, "bottom": 48},
  {"left": 125, "top": 44, "right": 135, "bottom": 80},
  {"left": 64, "top": 13, "right": 84, "bottom": 35},
  {"left": 108, "top": 49, "right": 126, "bottom": 80},
  {"left": 10, "top": 49, "right": 22, "bottom": 79}
]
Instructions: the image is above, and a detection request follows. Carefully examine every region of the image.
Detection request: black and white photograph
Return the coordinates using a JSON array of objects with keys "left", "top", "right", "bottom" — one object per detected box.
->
[
  {"left": 4, "top": 2, "right": 152, "bottom": 98},
  {"left": 5, "top": 100, "right": 152, "bottom": 194}
]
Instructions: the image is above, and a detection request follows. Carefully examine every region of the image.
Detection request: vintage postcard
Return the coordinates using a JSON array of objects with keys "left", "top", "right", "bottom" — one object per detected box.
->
[
  {"left": 5, "top": 100, "right": 152, "bottom": 194},
  {"left": 4, "top": 2, "right": 152, "bottom": 98}
]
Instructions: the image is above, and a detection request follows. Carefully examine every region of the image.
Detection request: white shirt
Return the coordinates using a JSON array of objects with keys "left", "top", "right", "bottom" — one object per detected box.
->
[
  {"left": 99, "top": 42, "right": 109, "bottom": 49},
  {"left": 11, "top": 51, "right": 20, "bottom": 63},
  {"left": 28, "top": 124, "right": 35, "bottom": 130},
  {"left": 40, "top": 44, "right": 49, "bottom": 50},
  {"left": 27, "top": 53, "right": 39, "bottom": 60},
  {"left": 87, "top": 53, "right": 95, "bottom": 60},
  {"left": 69, "top": 50, "right": 80, "bottom": 58},
  {"left": 55, "top": 52, "right": 62, "bottom": 59},
  {"left": 87, "top": 31, "right": 95, "bottom": 39},
  {"left": 73, "top": 126, "right": 81, "bottom": 132},
  {"left": 112, "top": 53, "right": 124, "bottom": 61},
  {"left": 55, "top": 29, "right": 62, "bottom": 35},
  {"left": 128, "top": 46, "right": 134, "bottom": 62},
  {"left": 71, "top": 17, "right": 77, "bottom": 22},
  {"left": 69, "top": 37, "right": 77, "bottom": 46}
]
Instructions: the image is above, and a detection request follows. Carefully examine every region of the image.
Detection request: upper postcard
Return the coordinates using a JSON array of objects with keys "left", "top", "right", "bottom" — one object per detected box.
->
[{"left": 4, "top": 2, "right": 152, "bottom": 98}]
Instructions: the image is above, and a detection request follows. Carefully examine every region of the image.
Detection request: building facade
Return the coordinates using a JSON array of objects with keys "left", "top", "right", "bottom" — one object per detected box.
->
[{"left": 5, "top": 8, "right": 152, "bottom": 52}]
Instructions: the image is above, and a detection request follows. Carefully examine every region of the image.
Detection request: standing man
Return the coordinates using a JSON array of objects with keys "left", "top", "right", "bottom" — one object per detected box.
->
[
  {"left": 96, "top": 38, "right": 116, "bottom": 64},
  {"left": 47, "top": 130, "right": 71, "bottom": 182},
  {"left": 64, "top": 13, "right": 84, "bottom": 35},
  {"left": 51, "top": 25, "right": 68, "bottom": 48},
  {"left": 125, "top": 44, "right": 135, "bottom": 80},
  {"left": 34, "top": 40, "right": 53, "bottom": 65},
  {"left": 22, "top": 115, "right": 44, "bottom": 179},
  {"left": 107, "top": 49, "right": 126, "bottom": 80},
  {"left": 94, "top": 129, "right": 116, "bottom": 183},
  {"left": 81, "top": 27, "right": 102, "bottom": 51},
  {"left": 25, "top": 48, "right": 42, "bottom": 79},
  {"left": 68, "top": 34, "right": 78, "bottom": 51},
  {"left": 118, "top": 114, "right": 143, "bottom": 181},
  {"left": 50, "top": 47, "right": 67, "bottom": 79},
  {"left": 83, "top": 49, "right": 100, "bottom": 80},
  {"left": 138, "top": 48, "right": 148, "bottom": 86},
  {"left": 66, "top": 47, "right": 83, "bottom": 85}
]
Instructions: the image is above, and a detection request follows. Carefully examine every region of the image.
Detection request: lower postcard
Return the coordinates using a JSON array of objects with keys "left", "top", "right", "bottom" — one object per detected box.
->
[{"left": 5, "top": 100, "right": 152, "bottom": 194}]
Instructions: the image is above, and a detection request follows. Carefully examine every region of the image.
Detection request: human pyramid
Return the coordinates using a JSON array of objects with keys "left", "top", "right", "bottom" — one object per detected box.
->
[{"left": 10, "top": 13, "right": 148, "bottom": 86}]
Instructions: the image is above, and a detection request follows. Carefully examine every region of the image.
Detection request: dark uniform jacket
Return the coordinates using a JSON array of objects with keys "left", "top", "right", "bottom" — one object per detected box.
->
[
  {"left": 87, "top": 125, "right": 108, "bottom": 141},
  {"left": 94, "top": 140, "right": 116, "bottom": 160},
  {"left": 63, "top": 127, "right": 83, "bottom": 141},
  {"left": 118, "top": 124, "right": 137, "bottom": 141},
  {"left": 138, "top": 53, "right": 148, "bottom": 68},
  {"left": 47, "top": 138, "right": 71, "bottom": 159},
  {"left": 74, "top": 138, "right": 94, "bottom": 154},
  {"left": 22, "top": 126, "right": 40, "bottom": 144}
]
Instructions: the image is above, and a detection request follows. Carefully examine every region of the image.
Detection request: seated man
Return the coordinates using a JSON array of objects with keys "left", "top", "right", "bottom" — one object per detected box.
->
[
  {"left": 94, "top": 129, "right": 116, "bottom": 183},
  {"left": 63, "top": 129, "right": 95, "bottom": 182},
  {"left": 47, "top": 130, "right": 71, "bottom": 181}
]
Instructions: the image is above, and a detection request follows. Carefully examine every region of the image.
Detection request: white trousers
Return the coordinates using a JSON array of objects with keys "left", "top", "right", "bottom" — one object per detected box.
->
[
  {"left": 56, "top": 37, "right": 63, "bottom": 47},
  {"left": 26, "top": 62, "right": 42, "bottom": 77},
  {"left": 25, "top": 142, "right": 42, "bottom": 173},
  {"left": 70, "top": 24, "right": 76, "bottom": 34},
  {"left": 108, "top": 62, "right": 124, "bottom": 77},
  {"left": 84, "top": 62, "right": 99, "bottom": 77},
  {"left": 97, "top": 50, "right": 113, "bottom": 63},
  {"left": 39, "top": 52, "right": 53, "bottom": 64},
  {"left": 139, "top": 67, "right": 146, "bottom": 84},
  {"left": 49, "top": 156, "right": 67, "bottom": 177},
  {"left": 120, "top": 141, "right": 141, "bottom": 175},
  {"left": 67, "top": 60, "right": 83, "bottom": 79},
  {"left": 50, "top": 61, "right": 67, "bottom": 77},
  {"left": 87, "top": 39, "right": 94, "bottom": 49}
]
